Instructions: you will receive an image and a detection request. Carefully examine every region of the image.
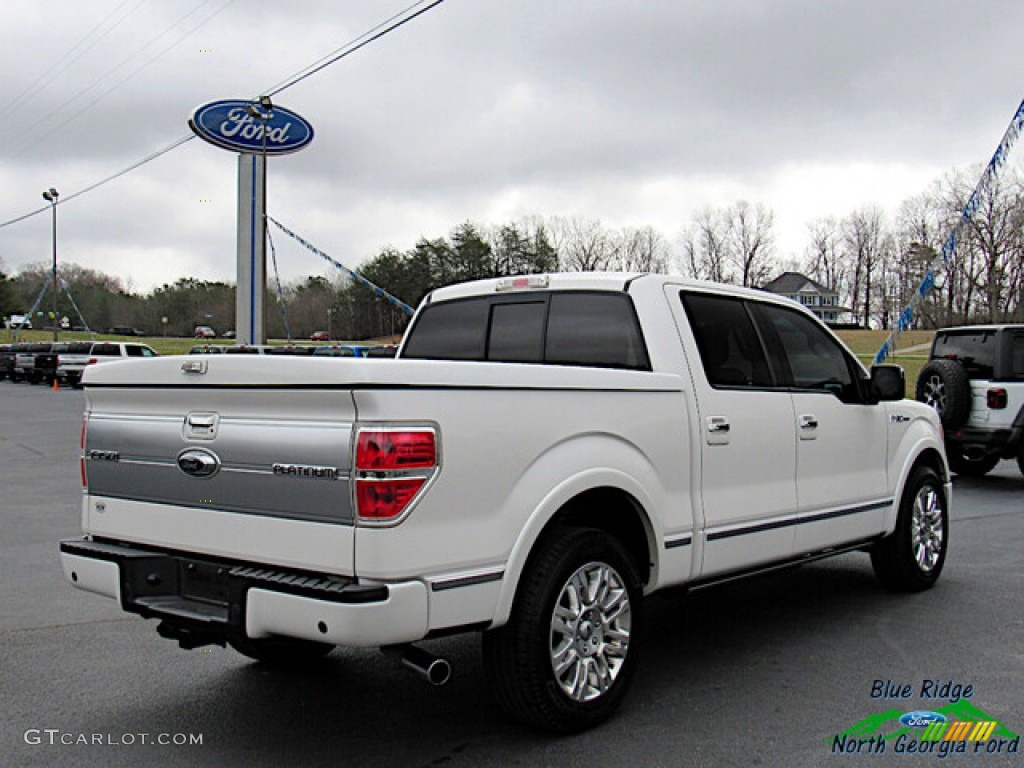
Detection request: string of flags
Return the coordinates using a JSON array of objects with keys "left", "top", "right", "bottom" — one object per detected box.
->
[
  {"left": 874, "top": 98, "right": 1024, "bottom": 364},
  {"left": 266, "top": 215, "right": 415, "bottom": 316}
]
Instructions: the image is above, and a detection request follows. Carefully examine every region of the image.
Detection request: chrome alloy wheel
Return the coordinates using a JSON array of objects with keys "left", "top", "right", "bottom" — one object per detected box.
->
[
  {"left": 549, "top": 561, "right": 632, "bottom": 702},
  {"left": 911, "top": 484, "right": 944, "bottom": 572}
]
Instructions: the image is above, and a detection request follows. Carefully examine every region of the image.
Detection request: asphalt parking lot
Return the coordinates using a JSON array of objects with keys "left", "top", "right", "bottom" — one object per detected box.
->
[{"left": 1, "top": 382, "right": 1022, "bottom": 768}]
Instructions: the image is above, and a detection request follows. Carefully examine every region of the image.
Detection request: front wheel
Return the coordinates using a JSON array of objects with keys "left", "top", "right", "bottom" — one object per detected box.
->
[
  {"left": 871, "top": 466, "right": 948, "bottom": 592},
  {"left": 482, "top": 527, "right": 643, "bottom": 733}
]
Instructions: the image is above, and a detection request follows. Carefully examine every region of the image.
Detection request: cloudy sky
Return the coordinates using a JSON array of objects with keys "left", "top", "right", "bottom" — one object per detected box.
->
[{"left": 1, "top": 0, "right": 1023, "bottom": 294}]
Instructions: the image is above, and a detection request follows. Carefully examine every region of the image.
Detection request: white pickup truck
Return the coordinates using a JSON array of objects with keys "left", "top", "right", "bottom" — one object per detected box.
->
[{"left": 60, "top": 273, "right": 950, "bottom": 732}]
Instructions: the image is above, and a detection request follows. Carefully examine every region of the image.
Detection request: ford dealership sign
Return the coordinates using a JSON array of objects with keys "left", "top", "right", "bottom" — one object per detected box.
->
[{"left": 189, "top": 99, "right": 313, "bottom": 155}]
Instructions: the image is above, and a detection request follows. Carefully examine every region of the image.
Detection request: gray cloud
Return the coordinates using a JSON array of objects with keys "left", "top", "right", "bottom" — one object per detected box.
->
[{"left": 2, "top": 0, "right": 1023, "bottom": 290}]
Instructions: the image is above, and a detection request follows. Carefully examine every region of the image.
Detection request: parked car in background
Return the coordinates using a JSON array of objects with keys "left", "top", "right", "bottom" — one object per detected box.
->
[
  {"left": 0, "top": 344, "right": 16, "bottom": 379},
  {"left": 188, "top": 344, "right": 229, "bottom": 354},
  {"left": 13, "top": 343, "right": 53, "bottom": 384},
  {"left": 57, "top": 341, "right": 159, "bottom": 387},
  {"left": 194, "top": 326, "right": 216, "bottom": 339},
  {"left": 310, "top": 331, "right": 330, "bottom": 342},
  {"left": 267, "top": 344, "right": 315, "bottom": 356},
  {"left": 57, "top": 342, "right": 102, "bottom": 387},
  {"left": 365, "top": 344, "right": 399, "bottom": 358},
  {"left": 916, "top": 324, "right": 1024, "bottom": 476},
  {"left": 109, "top": 326, "right": 147, "bottom": 337},
  {"left": 4, "top": 314, "right": 32, "bottom": 330},
  {"left": 33, "top": 342, "right": 73, "bottom": 385},
  {"left": 311, "top": 345, "right": 360, "bottom": 358}
]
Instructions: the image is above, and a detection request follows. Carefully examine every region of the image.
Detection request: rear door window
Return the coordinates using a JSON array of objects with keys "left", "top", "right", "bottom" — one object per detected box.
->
[{"left": 681, "top": 293, "right": 773, "bottom": 388}]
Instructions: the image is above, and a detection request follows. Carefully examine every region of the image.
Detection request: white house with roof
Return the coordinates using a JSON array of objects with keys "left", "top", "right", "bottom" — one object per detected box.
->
[{"left": 761, "top": 272, "right": 849, "bottom": 325}]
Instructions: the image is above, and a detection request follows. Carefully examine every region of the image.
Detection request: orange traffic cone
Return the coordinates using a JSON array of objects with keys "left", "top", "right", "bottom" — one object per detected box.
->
[{"left": 52, "top": 377, "right": 60, "bottom": 392}]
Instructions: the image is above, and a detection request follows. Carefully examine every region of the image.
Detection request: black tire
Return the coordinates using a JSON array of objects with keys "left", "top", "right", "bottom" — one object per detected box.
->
[
  {"left": 916, "top": 359, "right": 971, "bottom": 427},
  {"left": 871, "top": 466, "right": 948, "bottom": 592},
  {"left": 482, "top": 527, "right": 643, "bottom": 733},
  {"left": 947, "top": 450, "right": 999, "bottom": 477},
  {"left": 229, "top": 635, "right": 334, "bottom": 665}
]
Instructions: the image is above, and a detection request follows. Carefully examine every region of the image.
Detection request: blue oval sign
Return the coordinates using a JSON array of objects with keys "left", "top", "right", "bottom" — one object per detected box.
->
[
  {"left": 899, "top": 711, "right": 947, "bottom": 729},
  {"left": 189, "top": 99, "right": 313, "bottom": 155}
]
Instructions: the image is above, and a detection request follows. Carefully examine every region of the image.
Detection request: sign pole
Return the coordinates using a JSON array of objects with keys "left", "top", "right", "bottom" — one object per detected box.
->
[{"left": 236, "top": 152, "right": 266, "bottom": 345}]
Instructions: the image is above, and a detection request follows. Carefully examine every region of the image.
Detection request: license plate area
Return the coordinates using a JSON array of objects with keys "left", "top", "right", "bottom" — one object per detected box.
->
[{"left": 179, "top": 559, "right": 230, "bottom": 605}]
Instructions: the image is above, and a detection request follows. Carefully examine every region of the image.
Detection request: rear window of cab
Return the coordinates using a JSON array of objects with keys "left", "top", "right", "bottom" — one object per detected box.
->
[{"left": 402, "top": 290, "right": 651, "bottom": 371}]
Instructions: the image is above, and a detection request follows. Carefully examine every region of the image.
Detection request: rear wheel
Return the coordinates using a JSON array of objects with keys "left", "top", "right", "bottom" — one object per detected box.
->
[
  {"left": 229, "top": 635, "right": 334, "bottom": 665},
  {"left": 947, "top": 450, "right": 999, "bottom": 477},
  {"left": 916, "top": 359, "right": 971, "bottom": 427},
  {"left": 871, "top": 466, "right": 948, "bottom": 592},
  {"left": 483, "top": 527, "right": 642, "bottom": 733}
]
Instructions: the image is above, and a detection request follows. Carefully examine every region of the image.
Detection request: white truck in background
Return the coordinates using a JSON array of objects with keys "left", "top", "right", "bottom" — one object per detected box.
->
[{"left": 60, "top": 273, "right": 950, "bottom": 732}]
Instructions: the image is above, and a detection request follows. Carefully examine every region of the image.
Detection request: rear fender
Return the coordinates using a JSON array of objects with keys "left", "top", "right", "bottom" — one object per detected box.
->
[{"left": 488, "top": 433, "right": 684, "bottom": 627}]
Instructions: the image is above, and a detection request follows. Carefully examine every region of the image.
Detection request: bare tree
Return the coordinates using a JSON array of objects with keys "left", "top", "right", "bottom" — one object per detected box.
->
[
  {"left": 895, "top": 187, "right": 947, "bottom": 327},
  {"left": 682, "top": 207, "right": 730, "bottom": 283},
  {"left": 842, "top": 207, "right": 887, "bottom": 328},
  {"left": 557, "top": 217, "right": 617, "bottom": 272},
  {"left": 804, "top": 217, "right": 846, "bottom": 295},
  {"left": 616, "top": 225, "right": 670, "bottom": 273},
  {"left": 726, "top": 201, "right": 775, "bottom": 287}
]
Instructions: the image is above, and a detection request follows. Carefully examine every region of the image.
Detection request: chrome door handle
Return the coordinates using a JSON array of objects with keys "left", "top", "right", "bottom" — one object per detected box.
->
[
  {"left": 707, "top": 417, "right": 730, "bottom": 433},
  {"left": 799, "top": 415, "right": 818, "bottom": 430}
]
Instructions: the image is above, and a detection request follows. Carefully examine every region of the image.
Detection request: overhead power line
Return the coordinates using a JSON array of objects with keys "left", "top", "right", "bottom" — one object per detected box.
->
[
  {"left": 3, "top": 0, "right": 237, "bottom": 163},
  {"left": 0, "top": 0, "right": 446, "bottom": 232}
]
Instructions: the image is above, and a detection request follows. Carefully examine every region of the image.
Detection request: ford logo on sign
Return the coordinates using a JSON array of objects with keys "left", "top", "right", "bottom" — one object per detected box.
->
[
  {"left": 899, "top": 711, "right": 947, "bottom": 728},
  {"left": 177, "top": 448, "right": 221, "bottom": 478},
  {"left": 189, "top": 99, "right": 313, "bottom": 155}
]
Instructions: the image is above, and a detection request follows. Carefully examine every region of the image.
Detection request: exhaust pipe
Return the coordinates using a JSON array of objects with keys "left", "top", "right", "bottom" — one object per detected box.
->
[{"left": 382, "top": 644, "right": 452, "bottom": 686}]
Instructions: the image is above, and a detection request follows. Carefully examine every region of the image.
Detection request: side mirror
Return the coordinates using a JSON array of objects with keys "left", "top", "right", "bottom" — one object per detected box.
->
[{"left": 870, "top": 364, "right": 905, "bottom": 402}]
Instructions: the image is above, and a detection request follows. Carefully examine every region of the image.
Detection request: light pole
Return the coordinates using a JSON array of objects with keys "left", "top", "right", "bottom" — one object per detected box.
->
[{"left": 42, "top": 188, "right": 59, "bottom": 341}]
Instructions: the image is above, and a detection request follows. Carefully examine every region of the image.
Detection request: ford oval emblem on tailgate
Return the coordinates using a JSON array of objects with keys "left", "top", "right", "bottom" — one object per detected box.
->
[{"left": 177, "top": 448, "right": 221, "bottom": 478}]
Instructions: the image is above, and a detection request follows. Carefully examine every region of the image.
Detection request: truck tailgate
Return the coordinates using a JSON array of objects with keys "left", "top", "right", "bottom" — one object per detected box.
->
[{"left": 81, "top": 358, "right": 358, "bottom": 574}]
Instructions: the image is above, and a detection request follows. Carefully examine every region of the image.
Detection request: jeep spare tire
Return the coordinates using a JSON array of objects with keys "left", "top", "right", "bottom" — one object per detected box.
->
[{"left": 916, "top": 359, "right": 971, "bottom": 427}]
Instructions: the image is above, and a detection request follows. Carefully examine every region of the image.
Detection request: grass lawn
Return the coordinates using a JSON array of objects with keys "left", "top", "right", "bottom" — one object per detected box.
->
[{"left": 835, "top": 329, "right": 933, "bottom": 399}]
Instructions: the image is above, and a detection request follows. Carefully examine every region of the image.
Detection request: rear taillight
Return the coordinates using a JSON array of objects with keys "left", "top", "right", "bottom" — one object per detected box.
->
[
  {"left": 80, "top": 414, "right": 89, "bottom": 488},
  {"left": 354, "top": 428, "right": 437, "bottom": 523},
  {"left": 87, "top": 358, "right": 98, "bottom": 365},
  {"left": 356, "top": 430, "right": 436, "bottom": 470},
  {"left": 987, "top": 388, "right": 1008, "bottom": 409}
]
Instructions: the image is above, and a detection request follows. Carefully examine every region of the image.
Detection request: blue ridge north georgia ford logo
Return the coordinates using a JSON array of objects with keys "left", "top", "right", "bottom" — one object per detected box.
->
[{"left": 189, "top": 99, "right": 313, "bottom": 155}]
